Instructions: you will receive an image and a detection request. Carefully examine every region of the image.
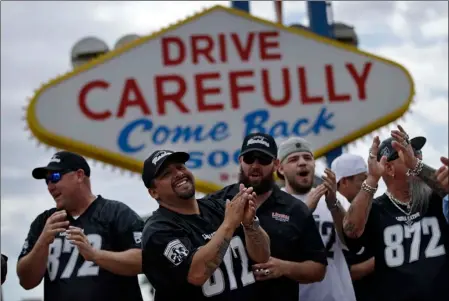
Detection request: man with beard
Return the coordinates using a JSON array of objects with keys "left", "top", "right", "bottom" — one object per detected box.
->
[
  {"left": 343, "top": 125, "right": 449, "bottom": 301},
  {"left": 141, "top": 149, "right": 271, "bottom": 301},
  {"left": 277, "top": 137, "right": 356, "bottom": 301},
  {"left": 207, "top": 133, "right": 327, "bottom": 301}
]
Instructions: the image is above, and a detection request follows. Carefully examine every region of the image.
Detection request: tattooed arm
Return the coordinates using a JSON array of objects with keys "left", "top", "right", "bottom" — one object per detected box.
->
[
  {"left": 187, "top": 222, "right": 235, "bottom": 286},
  {"left": 418, "top": 163, "right": 447, "bottom": 198},
  {"left": 243, "top": 222, "right": 270, "bottom": 263},
  {"left": 343, "top": 175, "right": 377, "bottom": 239}
]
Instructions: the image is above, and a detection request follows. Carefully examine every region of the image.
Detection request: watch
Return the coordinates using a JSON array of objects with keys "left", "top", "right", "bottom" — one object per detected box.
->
[
  {"left": 327, "top": 199, "right": 341, "bottom": 211},
  {"left": 242, "top": 216, "right": 260, "bottom": 230}
]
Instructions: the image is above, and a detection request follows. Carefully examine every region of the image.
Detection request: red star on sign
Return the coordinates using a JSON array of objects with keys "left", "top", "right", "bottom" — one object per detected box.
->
[{"left": 220, "top": 173, "right": 229, "bottom": 181}]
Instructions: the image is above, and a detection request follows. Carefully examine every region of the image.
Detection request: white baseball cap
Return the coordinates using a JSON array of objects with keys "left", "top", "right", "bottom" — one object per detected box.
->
[{"left": 331, "top": 153, "right": 368, "bottom": 184}]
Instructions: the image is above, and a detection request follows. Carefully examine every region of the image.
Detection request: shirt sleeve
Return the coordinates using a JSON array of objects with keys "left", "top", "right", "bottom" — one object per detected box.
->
[
  {"left": 142, "top": 228, "right": 198, "bottom": 290},
  {"left": 113, "top": 203, "right": 145, "bottom": 251},
  {"left": 297, "top": 212, "right": 328, "bottom": 265},
  {"left": 1, "top": 254, "right": 8, "bottom": 284},
  {"left": 18, "top": 214, "right": 46, "bottom": 260}
]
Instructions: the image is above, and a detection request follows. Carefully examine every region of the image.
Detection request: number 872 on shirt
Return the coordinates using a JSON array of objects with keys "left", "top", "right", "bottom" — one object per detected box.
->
[
  {"left": 383, "top": 217, "right": 446, "bottom": 268},
  {"left": 47, "top": 234, "right": 102, "bottom": 281},
  {"left": 202, "top": 236, "right": 256, "bottom": 297}
]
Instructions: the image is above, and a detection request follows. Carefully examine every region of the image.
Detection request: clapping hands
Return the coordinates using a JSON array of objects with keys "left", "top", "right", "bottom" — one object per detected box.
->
[{"left": 224, "top": 184, "right": 257, "bottom": 229}]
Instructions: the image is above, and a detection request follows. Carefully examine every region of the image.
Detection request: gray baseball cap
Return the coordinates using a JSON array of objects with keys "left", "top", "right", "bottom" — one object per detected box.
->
[
  {"left": 277, "top": 137, "right": 313, "bottom": 180},
  {"left": 278, "top": 137, "right": 313, "bottom": 163}
]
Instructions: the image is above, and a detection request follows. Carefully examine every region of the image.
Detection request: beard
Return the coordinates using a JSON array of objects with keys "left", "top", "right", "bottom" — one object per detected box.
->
[
  {"left": 284, "top": 172, "right": 314, "bottom": 195},
  {"left": 172, "top": 176, "right": 196, "bottom": 200},
  {"left": 409, "top": 176, "right": 433, "bottom": 214},
  {"left": 239, "top": 167, "right": 274, "bottom": 195}
]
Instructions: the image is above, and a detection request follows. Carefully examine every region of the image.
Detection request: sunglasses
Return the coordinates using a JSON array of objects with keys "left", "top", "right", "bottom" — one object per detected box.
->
[
  {"left": 45, "top": 170, "right": 73, "bottom": 184},
  {"left": 242, "top": 153, "right": 273, "bottom": 166}
]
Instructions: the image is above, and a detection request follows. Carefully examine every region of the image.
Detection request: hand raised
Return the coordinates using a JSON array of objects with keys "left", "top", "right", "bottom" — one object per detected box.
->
[
  {"left": 367, "top": 136, "right": 387, "bottom": 180},
  {"left": 436, "top": 156, "right": 449, "bottom": 194},
  {"left": 224, "top": 186, "right": 252, "bottom": 229},
  {"left": 306, "top": 184, "right": 327, "bottom": 211},
  {"left": 322, "top": 168, "right": 337, "bottom": 203},
  {"left": 391, "top": 125, "right": 417, "bottom": 170}
]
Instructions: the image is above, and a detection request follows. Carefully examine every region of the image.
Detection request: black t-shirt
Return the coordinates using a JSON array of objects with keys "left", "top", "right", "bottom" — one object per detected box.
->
[
  {"left": 142, "top": 197, "right": 258, "bottom": 301},
  {"left": 208, "top": 184, "right": 327, "bottom": 301},
  {"left": 343, "top": 245, "right": 376, "bottom": 301},
  {"left": 1, "top": 254, "right": 7, "bottom": 285},
  {"left": 18, "top": 196, "right": 144, "bottom": 301},
  {"left": 344, "top": 192, "right": 449, "bottom": 301}
]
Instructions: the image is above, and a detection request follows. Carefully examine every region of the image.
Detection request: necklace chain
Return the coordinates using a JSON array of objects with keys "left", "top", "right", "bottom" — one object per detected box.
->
[{"left": 386, "top": 191, "right": 412, "bottom": 216}]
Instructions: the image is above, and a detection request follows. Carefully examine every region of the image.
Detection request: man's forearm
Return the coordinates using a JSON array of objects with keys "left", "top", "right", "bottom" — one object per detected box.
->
[
  {"left": 93, "top": 248, "right": 142, "bottom": 276},
  {"left": 17, "top": 240, "right": 49, "bottom": 290},
  {"left": 243, "top": 226, "right": 270, "bottom": 263},
  {"left": 343, "top": 176, "right": 377, "bottom": 238},
  {"left": 350, "top": 257, "right": 375, "bottom": 281},
  {"left": 418, "top": 163, "right": 447, "bottom": 197},
  {"left": 188, "top": 222, "right": 234, "bottom": 286},
  {"left": 329, "top": 203, "right": 347, "bottom": 244},
  {"left": 281, "top": 259, "right": 326, "bottom": 283}
]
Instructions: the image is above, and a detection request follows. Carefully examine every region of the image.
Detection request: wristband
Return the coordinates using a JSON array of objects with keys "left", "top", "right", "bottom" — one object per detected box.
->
[
  {"left": 361, "top": 180, "right": 377, "bottom": 195},
  {"left": 406, "top": 159, "right": 424, "bottom": 177},
  {"left": 242, "top": 216, "right": 260, "bottom": 230}
]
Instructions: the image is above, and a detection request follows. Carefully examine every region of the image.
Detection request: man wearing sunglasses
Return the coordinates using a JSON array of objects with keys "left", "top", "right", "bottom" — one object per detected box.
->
[
  {"left": 208, "top": 133, "right": 327, "bottom": 301},
  {"left": 17, "top": 151, "right": 144, "bottom": 301}
]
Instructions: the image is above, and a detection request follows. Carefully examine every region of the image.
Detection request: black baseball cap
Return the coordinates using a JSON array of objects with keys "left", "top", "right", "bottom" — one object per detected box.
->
[
  {"left": 377, "top": 136, "right": 427, "bottom": 162},
  {"left": 32, "top": 151, "right": 91, "bottom": 179},
  {"left": 240, "top": 133, "right": 278, "bottom": 159},
  {"left": 142, "top": 150, "right": 190, "bottom": 188}
]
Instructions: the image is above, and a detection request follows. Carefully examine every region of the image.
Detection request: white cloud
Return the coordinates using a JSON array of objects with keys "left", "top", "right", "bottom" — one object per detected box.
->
[{"left": 413, "top": 96, "right": 448, "bottom": 125}]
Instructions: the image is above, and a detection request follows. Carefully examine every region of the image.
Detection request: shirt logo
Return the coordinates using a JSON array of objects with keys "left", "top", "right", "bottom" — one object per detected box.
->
[
  {"left": 21, "top": 239, "right": 29, "bottom": 255},
  {"left": 152, "top": 151, "right": 171, "bottom": 165},
  {"left": 133, "top": 231, "right": 142, "bottom": 244},
  {"left": 247, "top": 136, "right": 269, "bottom": 148},
  {"left": 272, "top": 212, "right": 290, "bottom": 222},
  {"left": 356, "top": 246, "right": 365, "bottom": 255},
  {"left": 396, "top": 211, "right": 421, "bottom": 226},
  {"left": 49, "top": 155, "right": 61, "bottom": 163},
  {"left": 202, "top": 232, "right": 216, "bottom": 240},
  {"left": 164, "top": 239, "right": 189, "bottom": 266},
  {"left": 381, "top": 147, "right": 390, "bottom": 158}
]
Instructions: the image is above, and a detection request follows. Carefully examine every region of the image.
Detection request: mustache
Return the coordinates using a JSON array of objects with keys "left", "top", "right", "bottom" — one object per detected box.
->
[
  {"left": 249, "top": 167, "right": 263, "bottom": 174},
  {"left": 171, "top": 174, "right": 192, "bottom": 185}
]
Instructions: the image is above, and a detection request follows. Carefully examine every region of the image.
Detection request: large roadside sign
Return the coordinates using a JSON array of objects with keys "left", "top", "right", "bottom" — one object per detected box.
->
[{"left": 26, "top": 5, "right": 414, "bottom": 193}]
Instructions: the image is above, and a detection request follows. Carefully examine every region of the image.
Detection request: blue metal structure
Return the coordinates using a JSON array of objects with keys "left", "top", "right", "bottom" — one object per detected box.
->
[
  {"left": 231, "top": 1, "right": 250, "bottom": 12},
  {"left": 307, "top": 1, "right": 343, "bottom": 167},
  {"left": 231, "top": 0, "right": 343, "bottom": 167}
]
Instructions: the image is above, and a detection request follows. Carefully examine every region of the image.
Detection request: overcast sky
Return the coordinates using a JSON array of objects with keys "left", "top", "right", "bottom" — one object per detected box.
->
[{"left": 1, "top": 1, "right": 448, "bottom": 301}]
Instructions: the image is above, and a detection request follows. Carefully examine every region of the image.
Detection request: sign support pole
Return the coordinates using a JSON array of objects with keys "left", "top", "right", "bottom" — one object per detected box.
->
[
  {"left": 231, "top": 1, "right": 250, "bottom": 12},
  {"left": 307, "top": 1, "right": 343, "bottom": 167}
]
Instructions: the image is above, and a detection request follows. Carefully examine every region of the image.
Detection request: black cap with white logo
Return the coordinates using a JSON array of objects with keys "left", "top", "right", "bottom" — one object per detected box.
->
[
  {"left": 377, "top": 136, "right": 427, "bottom": 162},
  {"left": 240, "top": 133, "right": 278, "bottom": 159},
  {"left": 32, "top": 151, "right": 91, "bottom": 179},
  {"left": 142, "top": 150, "right": 190, "bottom": 188}
]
